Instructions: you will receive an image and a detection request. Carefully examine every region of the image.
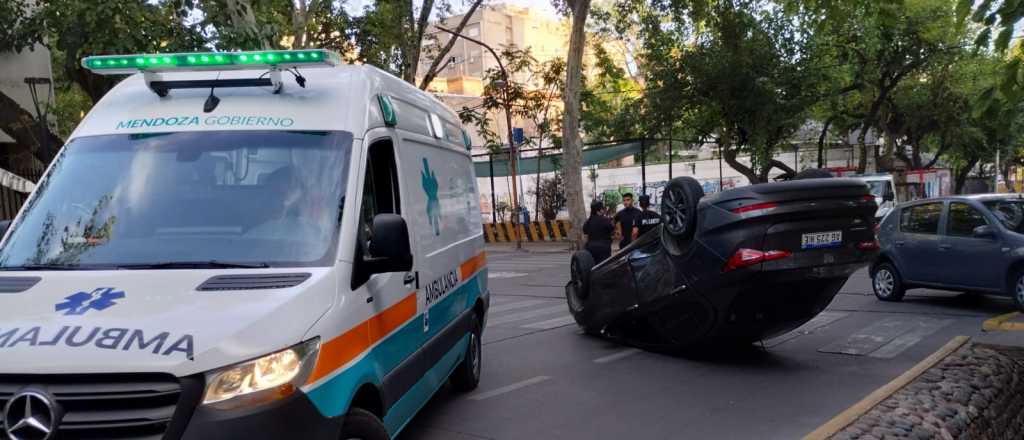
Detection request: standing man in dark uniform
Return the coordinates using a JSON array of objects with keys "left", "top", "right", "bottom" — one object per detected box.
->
[
  {"left": 635, "top": 194, "right": 661, "bottom": 238},
  {"left": 613, "top": 192, "right": 641, "bottom": 249}
]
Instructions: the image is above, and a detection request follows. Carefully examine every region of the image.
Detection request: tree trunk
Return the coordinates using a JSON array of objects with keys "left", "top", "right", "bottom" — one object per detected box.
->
[
  {"left": 292, "top": 0, "right": 310, "bottom": 49},
  {"left": 0, "top": 89, "right": 63, "bottom": 167},
  {"left": 954, "top": 156, "right": 980, "bottom": 194},
  {"left": 561, "top": 0, "right": 590, "bottom": 249},
  {"left": 817, "top": 116, "right": 834, "bottom": 168},
  {"left": 720, "top": 136, "right": 760, "bottom": 184},
  {"left": 856, "top": 126, "right": 869, "bottom": 174},
  {"left": 401, "top": 0, "right": 436, "bottom": 84},
  {"left": 418, "top": 0, "right": 485, "bottom": 90}
]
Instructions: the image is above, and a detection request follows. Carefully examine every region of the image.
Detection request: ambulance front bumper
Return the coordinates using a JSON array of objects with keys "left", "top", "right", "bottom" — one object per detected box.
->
[{"left": 181, "top": 389, "right": 342, "bottom": 440}]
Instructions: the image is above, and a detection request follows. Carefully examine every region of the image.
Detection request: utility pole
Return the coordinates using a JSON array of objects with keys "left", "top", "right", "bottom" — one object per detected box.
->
[{"left": 437, "top": 26, "right": 522, "bottom": 249}]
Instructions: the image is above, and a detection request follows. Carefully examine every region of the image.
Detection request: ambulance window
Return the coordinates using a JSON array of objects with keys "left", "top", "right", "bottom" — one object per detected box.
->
[{"left": 359, "top": 140, "right": 401, "bottom": 257}]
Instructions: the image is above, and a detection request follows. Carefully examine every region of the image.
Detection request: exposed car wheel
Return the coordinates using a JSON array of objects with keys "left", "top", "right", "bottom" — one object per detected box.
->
[
  {"left": 341, "top": 408, "right": 390, "bottom": 440},
  {"left": 872, "top": 263, "right": 905, "bottom": 302},
  {"left": 567, "top": 250, "right": 598, "bottom": 334},
  {"left": 1012, "top": 271, "right": 1024, "bottom": 313},
  {"left": 450, "top": 315, "right": 483, "bottom": 392},
  {"left": 661, "top": 177, "right": 703, "bottom": 239}
]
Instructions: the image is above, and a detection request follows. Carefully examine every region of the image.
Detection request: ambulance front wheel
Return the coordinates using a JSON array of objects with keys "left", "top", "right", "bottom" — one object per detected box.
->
[
  {"left": 450, "top": 315, "right": 483, "bottom": 391},
  {"left": 340, "top": 408, "right": 390, "bottom": 440}
]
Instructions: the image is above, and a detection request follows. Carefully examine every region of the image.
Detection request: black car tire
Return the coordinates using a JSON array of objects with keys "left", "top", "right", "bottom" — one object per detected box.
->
[
  {"left": 1011, "top": 270, "right": 1024, "bottom": 313},
  {"left": 567, "top": 250, "right": 598, "bottom": 334},
  {"left": 662, "top": 177, "right": 703, "bottom": 239},
  {"left": 872, "top": 263, "right": 906, "bottom": 302},
  {"left": 341, "top": 408, "right": 390, "bottom": 440},
  {"left": 450, "top": 315, "right": 483, "bottom": 392}
]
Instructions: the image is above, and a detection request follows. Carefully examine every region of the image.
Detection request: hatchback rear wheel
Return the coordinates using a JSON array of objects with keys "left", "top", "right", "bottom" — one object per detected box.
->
[{"left": 872, "top": 263, "right": 905, "bottom": 302}]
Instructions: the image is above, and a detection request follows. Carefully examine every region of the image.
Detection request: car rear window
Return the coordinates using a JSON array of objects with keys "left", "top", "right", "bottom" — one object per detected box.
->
[
  {"left": 946, "top": 203, "right": 988, "bottom": 237},
  {"left": 900, "top": 203, "right": 942, "bottom": 235}
]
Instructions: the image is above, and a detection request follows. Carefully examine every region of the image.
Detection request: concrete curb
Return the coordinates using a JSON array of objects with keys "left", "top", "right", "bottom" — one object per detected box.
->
[
  {"left": 803, "top": 335, "right": 971, "bottom": 440},
  {"left": 983, "top": 312, "right": 1024, "bottom": 331}
]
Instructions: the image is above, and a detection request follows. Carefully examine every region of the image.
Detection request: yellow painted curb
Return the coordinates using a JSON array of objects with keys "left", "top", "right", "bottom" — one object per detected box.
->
[
  {"left": 982, "top": 312, "right": 1024, "bottom": 331},
  {"left": 802, "top": 335, "right": 971, "bottom": 440}
]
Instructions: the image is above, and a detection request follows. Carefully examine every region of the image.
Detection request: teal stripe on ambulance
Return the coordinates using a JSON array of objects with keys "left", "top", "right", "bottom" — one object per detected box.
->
[{"left": 305, "top": 270, "right": 484, "bottom": 419}]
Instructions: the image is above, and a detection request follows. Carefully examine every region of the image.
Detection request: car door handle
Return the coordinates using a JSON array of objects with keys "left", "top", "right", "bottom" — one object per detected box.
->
[
  {"left": 403, "top": 273, "right": 416, "bottom": 285},
  {"left": 894, "top": 241, "right": 906, "bottom": 247},
  {"left": 938, "top": 244, "right": 952, "bottom": 251}
]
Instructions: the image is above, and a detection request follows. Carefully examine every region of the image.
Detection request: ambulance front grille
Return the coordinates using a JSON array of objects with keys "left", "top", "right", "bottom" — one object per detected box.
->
[{"left": 0, "top": 373, "right": 190, "bottom": 440}]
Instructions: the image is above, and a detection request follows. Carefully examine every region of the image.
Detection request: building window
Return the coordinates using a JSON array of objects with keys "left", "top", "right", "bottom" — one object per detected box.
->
[{"left": 467, "top": 25, "right": 480, "bottom": 37}]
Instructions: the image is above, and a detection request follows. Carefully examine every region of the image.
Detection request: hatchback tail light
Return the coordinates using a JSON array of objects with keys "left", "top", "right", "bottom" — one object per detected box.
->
[
  {"left": 856, "top": 240, "right": 880, "bottom": 251},
  {"left": 723, "top": 248, "right": 792, "bottom": 272},
  {"left": 731, "top": 202, "right": 778, "bottom": 216}
]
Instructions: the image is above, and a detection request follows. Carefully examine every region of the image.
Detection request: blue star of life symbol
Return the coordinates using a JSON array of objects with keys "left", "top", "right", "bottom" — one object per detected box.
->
[{"left": 55, "top": 287, "right": 126, "bottom": 316}]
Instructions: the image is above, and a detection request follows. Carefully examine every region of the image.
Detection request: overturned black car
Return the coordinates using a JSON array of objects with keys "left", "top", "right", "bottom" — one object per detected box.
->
[{"left": 566, "top": 175, "right": 879, "bottom": 351}]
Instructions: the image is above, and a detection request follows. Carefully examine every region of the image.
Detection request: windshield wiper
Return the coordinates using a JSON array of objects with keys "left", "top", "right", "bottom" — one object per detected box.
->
[
  {"left": 115, "top": 260, "right": 271, "bottom": 270},
  {"left": 0, "top": 264, "right": 97, "bottom": 271}
]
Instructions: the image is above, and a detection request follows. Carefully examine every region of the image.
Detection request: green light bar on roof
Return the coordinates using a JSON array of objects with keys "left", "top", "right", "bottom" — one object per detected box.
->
[{"left": 82, "top": 49, "right": 339, "bottom": 75}]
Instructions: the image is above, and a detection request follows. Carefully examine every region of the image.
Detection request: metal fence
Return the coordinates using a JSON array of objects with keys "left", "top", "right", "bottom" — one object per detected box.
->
[{"left": 0, "top": 170, "right": 41, "bottom": 220}]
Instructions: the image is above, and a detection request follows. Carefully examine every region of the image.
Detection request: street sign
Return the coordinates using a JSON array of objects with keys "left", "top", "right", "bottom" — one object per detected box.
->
[{"left": 513, "top": 127, "right": 524, "bottom": 145}]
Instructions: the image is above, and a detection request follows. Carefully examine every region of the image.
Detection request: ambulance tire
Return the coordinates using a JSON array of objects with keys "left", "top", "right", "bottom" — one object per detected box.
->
[
  {"left": 341, "top": 408, "right": 390, "bottom": 440},
  {"left": 450, "top": 315, "right": 483, "bottom": 392}
]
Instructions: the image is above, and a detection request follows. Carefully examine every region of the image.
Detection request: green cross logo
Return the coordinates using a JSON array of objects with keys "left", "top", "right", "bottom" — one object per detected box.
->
[{"left": 421, "top": 158, "right": 441, "bottom": 236}]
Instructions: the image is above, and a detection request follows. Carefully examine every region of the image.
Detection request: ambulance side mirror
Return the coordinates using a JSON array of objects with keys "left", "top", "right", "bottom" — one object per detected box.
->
[{"left": 366, "top": 214, "right": 413, "bottom": 274}]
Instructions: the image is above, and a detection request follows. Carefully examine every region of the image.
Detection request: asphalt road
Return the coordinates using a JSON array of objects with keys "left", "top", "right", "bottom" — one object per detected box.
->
[{"left": 401, "top": 244, "right": 1024, "bottom": 440}]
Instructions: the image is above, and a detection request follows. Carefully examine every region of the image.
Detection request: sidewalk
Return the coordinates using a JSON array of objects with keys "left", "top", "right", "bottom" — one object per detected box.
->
[{"left": 485, "top": 241, "right": 573, "bottom": 254}]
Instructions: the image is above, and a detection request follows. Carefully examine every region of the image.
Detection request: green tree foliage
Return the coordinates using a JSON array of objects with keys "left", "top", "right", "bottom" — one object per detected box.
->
[
  {"left": 457, "top": 47, "right": 566, "bottom": 153},
  {"left": 580, "top": 44, "right": 645, "bottom": 141}
]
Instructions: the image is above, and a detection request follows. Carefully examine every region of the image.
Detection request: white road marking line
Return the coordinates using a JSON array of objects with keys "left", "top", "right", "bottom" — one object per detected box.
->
[
  {"left": 764, "top": 311, "right": 849, "bottom": 348},
  {"left": 869, "top": 319, "right": 952, "bottom": 359},
  {"left": 593, "top": 348, "right": 642, "bottom": 364},
  {"left": 468, "top": 376, "right": 552, "bottom": 401},
  {"left": 487, "top": 305, "right": 568, "bottom": 326},
  {"left": 521, "top": 315, "right": 576, "bottom": 329},
  {"left": 488, "top": 299, "right": 548, "bottom": 313},
  {"left": 820, "top": 318, "right": 919, "bottom": 356},
  {"left": 488, "top": 271, "right": 529, "bottom": 279}
]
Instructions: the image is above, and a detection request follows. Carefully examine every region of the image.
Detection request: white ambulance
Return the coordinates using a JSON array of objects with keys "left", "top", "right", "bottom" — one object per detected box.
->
[{"left": 0, "top": 50, "right": 488, "bottom": 440}]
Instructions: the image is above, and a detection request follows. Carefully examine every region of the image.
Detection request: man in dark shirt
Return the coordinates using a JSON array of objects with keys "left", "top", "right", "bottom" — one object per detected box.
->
[
  {"left": 636, "top": 194, "right": 661, "bottom": 237},
  {"left": 613, "top": 192, "right": 640, "bottom": 249}
]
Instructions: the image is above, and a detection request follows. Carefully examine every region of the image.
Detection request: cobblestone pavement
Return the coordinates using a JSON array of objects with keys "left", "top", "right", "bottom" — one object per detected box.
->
[{"left": 834, "top": 344, "right": 1024, "bottom": 440}]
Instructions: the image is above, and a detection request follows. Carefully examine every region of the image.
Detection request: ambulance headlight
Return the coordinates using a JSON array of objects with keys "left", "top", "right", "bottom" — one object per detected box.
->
[{"left": 202, "top": 338, "right": 320, "bottom": 409}]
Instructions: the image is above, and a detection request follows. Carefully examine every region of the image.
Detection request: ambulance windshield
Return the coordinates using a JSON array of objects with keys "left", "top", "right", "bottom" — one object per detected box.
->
[{"left": 0, "top": 130, "right": 352, "bottom": 269}]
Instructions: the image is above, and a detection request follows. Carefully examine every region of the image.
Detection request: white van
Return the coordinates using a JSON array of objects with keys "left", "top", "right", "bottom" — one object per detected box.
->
[
  {"left": 0, "top": 50, "right": 489, "bottom": 440},
  {"left": 851, "top": 174, "right": 898, "bottom": 220}
]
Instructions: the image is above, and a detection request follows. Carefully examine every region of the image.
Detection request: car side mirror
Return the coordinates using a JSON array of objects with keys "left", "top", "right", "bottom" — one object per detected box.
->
[
  {"left": 0, "top": 220, "right": 10, "bottom": 238},
  {"left": 366, "top": 214, "right": 413, "bottom": 274},
  {"left": 973, "top": 225, "right": 997, "bottom": 239}
]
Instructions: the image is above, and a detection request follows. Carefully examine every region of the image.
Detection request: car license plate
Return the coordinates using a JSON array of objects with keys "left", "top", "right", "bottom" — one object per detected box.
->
[{"left": 801, "top": 231, "right": 842, "bottom": 249}]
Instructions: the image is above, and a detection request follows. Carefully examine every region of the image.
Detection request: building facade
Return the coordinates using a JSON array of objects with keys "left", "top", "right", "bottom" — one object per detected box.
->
[{"left": 419, "top": 4, "right": 569, "bottom": 94}]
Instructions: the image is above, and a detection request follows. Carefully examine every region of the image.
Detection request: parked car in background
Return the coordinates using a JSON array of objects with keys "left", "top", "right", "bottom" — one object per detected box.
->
[
  {"left": 851, "top": 174, "right": 897, "bottom": 221},
  {"left": 872, "top": 194, "right": 1024, "bottom": 311}
]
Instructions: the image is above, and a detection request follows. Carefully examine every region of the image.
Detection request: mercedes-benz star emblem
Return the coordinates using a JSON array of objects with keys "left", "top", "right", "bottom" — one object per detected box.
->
[{"left": 3, "top": 390, "right": 60, "bottom": 440}]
